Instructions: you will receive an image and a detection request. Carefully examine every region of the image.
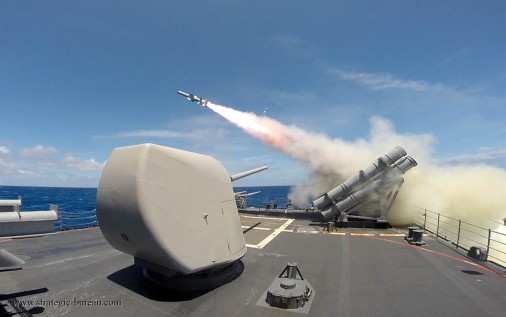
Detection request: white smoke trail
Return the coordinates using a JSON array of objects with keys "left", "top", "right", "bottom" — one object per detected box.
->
[{"left": 207, "top": 102, "right": 506, "bottom": 230}]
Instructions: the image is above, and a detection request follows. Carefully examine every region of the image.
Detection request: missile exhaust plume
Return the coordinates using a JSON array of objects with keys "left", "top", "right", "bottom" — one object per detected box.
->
[{"left": 205, "top": 102, "right": 506, "bottom": 233}]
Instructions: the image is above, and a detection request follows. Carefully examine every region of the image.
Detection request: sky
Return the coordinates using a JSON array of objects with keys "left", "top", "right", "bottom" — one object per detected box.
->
[{"left": 0, "top": 0, "right": 505, "bottom": 188}]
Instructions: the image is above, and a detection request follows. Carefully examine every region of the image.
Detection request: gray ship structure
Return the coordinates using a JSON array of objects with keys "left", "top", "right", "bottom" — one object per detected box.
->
[{"left": 0, "top": 198, "right": 58, "bottom": 237}]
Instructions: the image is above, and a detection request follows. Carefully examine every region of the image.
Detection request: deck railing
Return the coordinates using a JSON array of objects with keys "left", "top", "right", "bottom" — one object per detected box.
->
[
  {"left": 416, "top": 208, "right": 506, "bottom": 268},
  {"left": 55, "top": 209, "right": 98, "bottom": 231}
]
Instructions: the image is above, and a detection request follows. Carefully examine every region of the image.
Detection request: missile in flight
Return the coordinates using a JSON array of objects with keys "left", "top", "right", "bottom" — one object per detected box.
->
[{"left": 177, "top": 90, "right": 208, "bottom": 107}]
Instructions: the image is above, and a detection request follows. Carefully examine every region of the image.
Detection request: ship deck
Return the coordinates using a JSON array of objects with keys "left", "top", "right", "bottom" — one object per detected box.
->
[{"left": 1, "top": 215, "right": 505, "bottom": 316}]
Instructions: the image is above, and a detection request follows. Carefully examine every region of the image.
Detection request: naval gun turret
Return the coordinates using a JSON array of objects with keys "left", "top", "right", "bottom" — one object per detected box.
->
[
  {"left": 96, "top": 143, "right": 267, "bottom": 290},
  {"left": 313, "top": 146, "right": 417, "bottom": 227}
]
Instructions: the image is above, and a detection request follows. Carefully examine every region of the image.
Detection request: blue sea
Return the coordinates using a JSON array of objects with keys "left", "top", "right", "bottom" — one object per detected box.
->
[{"left": 0, "top": 185, "right": 293, "bottom": 231}]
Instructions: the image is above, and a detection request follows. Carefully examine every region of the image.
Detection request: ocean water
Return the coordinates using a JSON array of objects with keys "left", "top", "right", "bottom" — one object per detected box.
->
[
  {"left": 0, "top": 186, "right": 98, "bottom": 230},
  {"left": 0, "top": 185, "right": 293, "bottom": 230},
  {"left": 234, "top": 186, "right": 294, "bottom": 208}
]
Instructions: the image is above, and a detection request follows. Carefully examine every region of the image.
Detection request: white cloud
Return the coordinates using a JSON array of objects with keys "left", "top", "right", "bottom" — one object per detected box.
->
[
  {"left": 0, "top": 145, "right": 106, "bottom": 186},
  {"left": 271, "top": 34, "right": 316, "bottom": 59},
  {"left": 0, "top": 146, "right": 10, "bottom": 155},
  {"left": 95, "top": 126, "right": 229, "bottom": 140},
  {"left": 273, "top": 34, "right": 307, "bottom": 50},
  {"left": 17, "top": 169, "right": 38, "bottom": 176},
  {"left": 94, "top": 123, "right": 232, "bottom": 143},
  {"left": 328, "top": 68, "right": 445, "bottom": 92},
  {"left": 0, "top": 159, "right": 14, "bottom": 170},
  {"left": 435, "top": 47, "right": 472, "bottom": 69},
  {"left": 61, "top": 153, "right": 105, "bottom": 171},
  {"left": 20, "top": 145, "right": 58, "bottom": 157},
  {"left": 438, "top": 147, "right": 506, "bottom": 166},
  {"left": 97, "top": 129, "right": 187, "bottom": 138}
]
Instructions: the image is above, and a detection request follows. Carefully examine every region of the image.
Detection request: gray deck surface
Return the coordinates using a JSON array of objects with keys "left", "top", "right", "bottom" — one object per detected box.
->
[{"left": 1, "top": 215, "right": 505, "bottom": 317}]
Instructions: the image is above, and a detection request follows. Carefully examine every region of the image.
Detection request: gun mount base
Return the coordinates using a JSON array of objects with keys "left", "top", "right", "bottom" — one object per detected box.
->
[{"left": 142, "top": 260, "right": 244, "bottom": 292}]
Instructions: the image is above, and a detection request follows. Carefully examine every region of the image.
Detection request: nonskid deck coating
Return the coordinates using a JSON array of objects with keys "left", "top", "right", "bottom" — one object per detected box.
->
[{"left": 1, "top": 215, "right": 505, "bottom": 317}]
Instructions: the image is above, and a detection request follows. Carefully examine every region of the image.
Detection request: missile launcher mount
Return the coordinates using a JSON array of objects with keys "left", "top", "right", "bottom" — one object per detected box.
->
[{"left": 312, "top": 146, "right": 418, "bottom": 228}]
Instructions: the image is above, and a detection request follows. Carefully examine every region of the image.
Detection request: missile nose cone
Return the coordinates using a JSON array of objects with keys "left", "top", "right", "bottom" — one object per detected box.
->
[{"left": 177, "top": 90, "right": 189, "bottom": 97}]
